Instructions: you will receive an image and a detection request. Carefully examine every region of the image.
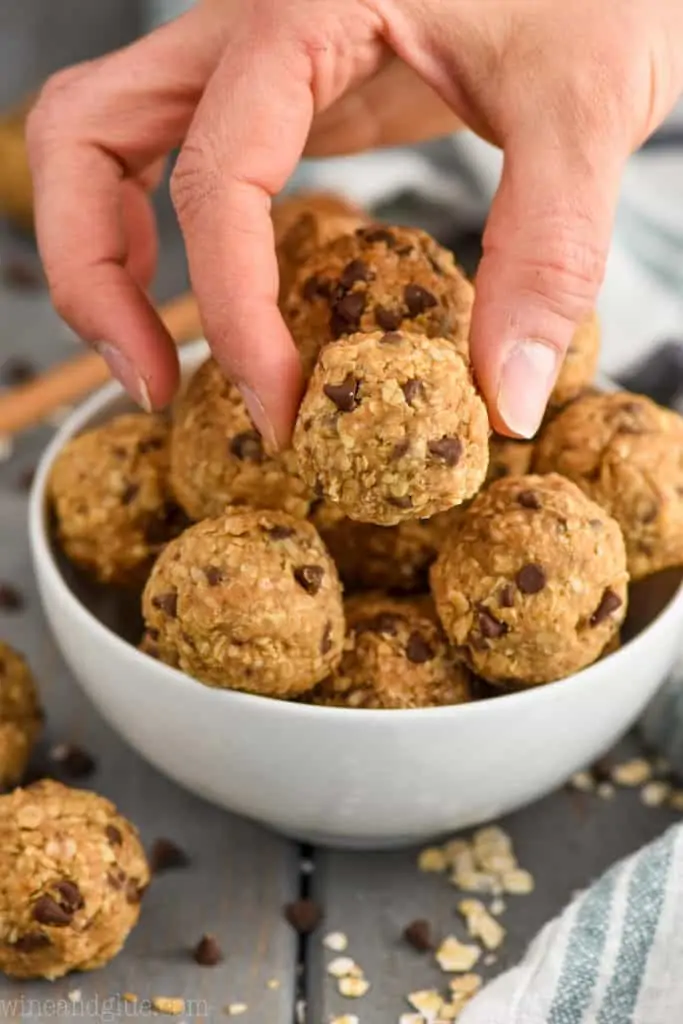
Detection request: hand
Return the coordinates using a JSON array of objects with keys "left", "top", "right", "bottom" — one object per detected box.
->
[{"left": 27, "top": 0, "right": 683, "bottom": 444}]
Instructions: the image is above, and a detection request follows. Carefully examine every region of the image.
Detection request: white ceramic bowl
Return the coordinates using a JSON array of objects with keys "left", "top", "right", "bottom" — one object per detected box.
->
[{"left": 29, "top": 342, "right": 683, "bottom": 849}]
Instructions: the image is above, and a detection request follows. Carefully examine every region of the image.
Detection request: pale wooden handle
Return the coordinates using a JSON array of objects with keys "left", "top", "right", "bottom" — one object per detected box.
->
[{"left": 0, "top": 292, "right": 201, "bottom": 437}]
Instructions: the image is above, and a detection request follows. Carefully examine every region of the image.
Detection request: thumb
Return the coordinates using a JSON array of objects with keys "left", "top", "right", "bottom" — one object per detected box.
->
[{"left": 470, "top": 135, "right": 625, "bottom": 438}]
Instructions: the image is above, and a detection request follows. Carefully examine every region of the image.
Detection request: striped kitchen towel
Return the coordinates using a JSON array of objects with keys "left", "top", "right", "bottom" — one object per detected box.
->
[{"left": 461, "top": 824, "right": 683, "bottom": 1024}]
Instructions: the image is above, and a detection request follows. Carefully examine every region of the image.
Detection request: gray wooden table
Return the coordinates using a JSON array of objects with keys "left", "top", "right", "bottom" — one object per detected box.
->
[{"left": 0, "top": 223, "right": 680, "bottom": 1024}]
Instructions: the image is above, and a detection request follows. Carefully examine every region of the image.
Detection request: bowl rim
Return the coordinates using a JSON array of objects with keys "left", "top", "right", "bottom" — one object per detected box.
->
[{"left": 29, "top": 341, "right": 683, "bottom": 723}]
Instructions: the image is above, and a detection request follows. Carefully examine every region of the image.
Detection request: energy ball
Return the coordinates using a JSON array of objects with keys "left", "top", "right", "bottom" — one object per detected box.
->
[
  {"left": 486, "top": 435, "right": 534, "bottom": 485},
  {"left": 0, "top": 780, "right": 149, "bottom": 979},
  {"left": 272, "top": 190, "right": 366, "bottom": 248},
  {"left": 142, "top": 509, "right": 344, "bottom": 698},
  {"left": 549, "top": 311, "right": 600, "bottom": 410},
  {"left": 430, "top": 474, "right": 628, "bottom": 686},
  {"left": 170, "top": 358, "right": 311, "bottom": 522},
  {"left": 0, "top": 642, "right": 43, "bottom": 788},
  {"left": 534, "top": 391, "right": 683, "bottom": 579},
  {"left": 308, "top": 594, "right": 472, "bottom": 709},
  {"left": 49, "top": 413, "right": 181, "bottom": 586},
  {"left": 293, "top": 330, "right": 489, "bottom": 525},
  {"left": 283, "top": 224, "right": 474, "bottom": 377}
]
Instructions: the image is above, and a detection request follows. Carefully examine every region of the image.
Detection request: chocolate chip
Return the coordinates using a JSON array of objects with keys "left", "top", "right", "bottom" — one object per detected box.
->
[
  {"left": 0, "top": 357, "right": 36, "bottom": 386},
  {"left": 406, "top": 632, "right": 434, "bottom": 663},
  {"left": 330, "top": 291, "right": 366, "bottom": 336},
  {"left": 339, "top": 259, "right": 371, "bottom": 289},
  {"left": 203, "top": 565, "right": 224, "bottom": 586},
  {"left": 403, "top": 919, "right": 433, "bottom": 952},
  {"left": 0, "top": 583, "right": 24, "bottom": 611},
  {"left": 359, "top": 227, "right": 396, "bottom": 247},
  {"left": 137, "top": 436, "right": 164, "bottom": 454},
  {"left": 150, "top": 837, "right": 190, "bottom": 874},
  {"left": 54, "top": 881, "right": 84, "bottom": 913},
  {"left": 230, "top": 430, "right": 264, "bottom": 463},
  {"left": 50, "top": 743, "right": 96, "bottom": 779},
  {"left": 517, "top": 490, "right": 542, "bottom": 510},
  {"left": 152, "top": 591, "right": 178, "bottom": 617},
  {"left": 391, "top": 439, "right": 410, "bottom": 461},
  {"left": 14, "top": 933, "right": 51, "bottom": 952},
  {"left": 515, "top": 563, "right": 547, "bottom": 595},
  {"left": 193, "top": 934, "right": 224, "bottom": 966},
  {"left": 379, "top": 330, "right": 404, "bottom": 344},
  {"left": 121, "top": 482, "right": 139, "bottom": 506},
  {"left": 32, "top": 895, "right": 72, "bottom": 927},
  {"left": 498, "top": 583, "right": 515, "bottom": 608},
  {"left": 478, "top": 608, "right": 508, "bottom": 639},
  {"left": 321, "top": 621, "right": 333, "bottom": 654},
  {"left": 387, "top": 495, "right": 413, "bottom": 510},
  {"left": 284, "top": 898, "right": 323, "bottom": 934},
  {"left": 590, "top": 588, "right": 623, "bottom": 627},
  {"left": 404, "top": 284, "right": 438, "bottom": 317},
  {"left": 374, "top": 306, "right": 403, "bottom": 331},
  {"left": 126, "top": 879, "right": 145, "bottom": 905},
  {"left": 294, "top": 564, "right": 324, "bottom": 595},
  {"left": 302, "top": 274, "right": 331, "bottom": 302},
  {"left": 323, "top": 373, "right": 360, "bottom": 412},
  {"left": 427, "top": 436, "right": 463, "bottom": 467},
  {"left": 268, "top": 525, "right": 295, "bottom": 540},
  {"left": 401, "top": 378, "right": 424, "bottom": 406},
  {"left": 105, "top": 824, "right": 123, "bottom": 846},
  {"left": 355, "top": 612, "right": 404, "bottom": 636}
]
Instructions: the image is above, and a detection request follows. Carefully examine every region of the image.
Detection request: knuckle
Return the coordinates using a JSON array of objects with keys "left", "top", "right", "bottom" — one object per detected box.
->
[
  {"left": 26, "top": 67, "right": 84, "bottom": 156},
  {"left": 170, "top": 140, "right": 224, "bottom": 224}
]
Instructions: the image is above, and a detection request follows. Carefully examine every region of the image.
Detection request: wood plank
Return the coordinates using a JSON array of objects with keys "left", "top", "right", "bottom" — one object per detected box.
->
[{"left": 308, "top": 743, "right": 679, "bottom": 1024}]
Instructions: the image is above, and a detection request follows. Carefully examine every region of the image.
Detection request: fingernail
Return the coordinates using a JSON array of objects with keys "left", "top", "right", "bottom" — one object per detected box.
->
[
  {"left": 95, "top": 342, "right": 151, "bottom": 412},
  {"left": 497, "top": 339, "right": 559, "bottom": 438},
  {"left": 238, "top": 384, "right": 279, "bottom": 453}
]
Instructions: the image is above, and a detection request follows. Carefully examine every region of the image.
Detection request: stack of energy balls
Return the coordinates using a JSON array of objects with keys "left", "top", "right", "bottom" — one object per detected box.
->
[{"left": 49, "top": 192, "right": 683, "bottom": 713}]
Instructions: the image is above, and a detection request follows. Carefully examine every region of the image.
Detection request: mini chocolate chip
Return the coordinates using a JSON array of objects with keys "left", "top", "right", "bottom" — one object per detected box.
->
[
  {"left": 379, "top": 330, "right": 404, "bottom": 344},
  {"left": 323, "top": 373, "right": 359, "bottom": 412},
  {"left": 391, "top": 439, "right": 411, "bottom": 461},
  {"left": 150, "top": 837, "right": 190, "bottom": 874},
  {"left": 230, "top": 430, "right": 264, "bottom": 463},
  {"left": 339, "top": 259, "right": 371, "bottom": 289},
  {"left": 302, "top": 274, "right": 331, "bottom": 302},
  {"left": 403, "top": 919, "right": 433, "bottom": 952},
  {"left": 50, "top": 743, "right": 96, "bottom": 779},
  {"left": 120, "top": 482, "right": 139, "bottom": 506},
  {"left": 478, "top": 608, "right": 508, "bottom": 639},
  {"left": 406, "top": 632, "right": 434, "bottom": 664},
  {"left": 147, "top": 628, "right": 160, "bottom": 641},
  {"left": 54, "top": 881, "right": 84, "bottom": 913},
  {"left": 515, "top": 563, "right": 547, "bottom": 595},
  {"left": 591, "top": 756, "right": 614, "bottom": 783},
  {"left": 404, "top": 284, "right": 438, "bottom": 317},
  {"left": 590, "top": 588, "right": 623, "bottom": 627},
  {"left": 14, "top": 932, "right": 51, "bottom": 952},
  {"left": 137, "top": 437, "right": 164, "bottom": 453},
  {"left": 126, "top": 879, "right": 145, "bottom": 905},
  {"left": 284, "top": 898, "right": 323, "bottom": 934},
  {"left": 105, "top": 824, "right": 123, "bottom": 846},
  {"left": 401, "top": 378, "right": 424, "bottom": 406},
  {"left": 203, "top": 565, "right": 224, "bottom": 586},
  {"left": 193, "top": 934, "right": 224, "bottom": 966},
  {"left": 0, "top": 357, "right": 36, "bottom": 386},
  {"left": 321, "top": 621, "right": 333, "bottom": 654},
  {"left": 330, "top": 291, "right": 366, "bottom": 337},
  {"left": 517, "top": 490, "right": 542, "bottom": 510},
  {"left": 0, "top": 583, "right": 24, "bottom": 611},
  {"left": 268, "top": 525, "right": 295, "bottom": 540},
  {"left": 498, "top": 583, "right": 516, "bottom": 608},
  {"left": 294, "top": 564, "right": 325, "bottom": 595},
  {"left": 387, "top": 495, "right": 413, "bottom": 510},
  {"left": 428, "top": 436, "right": 463, "bottom": 467},
  {"left": 374, "top": 306, "right": 403, "bottom": 331},
  {"left": 355, "top": 612, "right": 404, "bottom": 636},
  {"left": 359, "top": 227, "right": 396, "bottom": 247},
  {"left": 32, "top": 895, "right": 72, "bottom": 927},
  {"left": 152, "top": 591, "right": 178, "bottom": 617}
]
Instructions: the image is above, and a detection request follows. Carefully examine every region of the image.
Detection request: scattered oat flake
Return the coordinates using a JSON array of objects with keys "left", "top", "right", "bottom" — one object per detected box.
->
[
  {"left": 569, "top": 770, "right": 595, "bottom": 792},
  {"left": 611, "top": 758, "right": 652, "bottom": 787},
  {"left": 502, "top": 868, "right": 535, "bottom": 895},
  {"left": 152, "top": 997, "right": 185, "bottom": 1015},
  {"left": 490, "top": 897, "right": 506, "bottom": 915},
  {"left": 459, "top": 899, "right": 506, "bottom": 951},
  {"left": 226, "top": 1004, "right": 248, "bottom": 1016},
  {"left": 266, "top": 978, "right": 280, "bottom": 990},
  {"left": 473, "top": 826, "right": 512, "bottom": 852},
  {"left": 327, "top": 956, "right": 358, "bottom": 978},
  {"left": 641, "top": 781, "right": 671, "bottom": 807},
  {"left": 418, "top": 846, "right": 448, "bottom": 872},
  {"left": 436, "top": 935, "right": 481, "bottom": 973},
  {"left": 407, "top": 988, "right": 444, "bottom": 1019},
  {"left": 67, "top": 990, "right": 82, "bottom": 1003},
  {"left": 330, "top": 1016, "right": 359, "bottom": 1024},
  {"left": 338, "top": 976, "right": 370, "bottom": 998},
  {"left": 399, "top": 1014, "right": 424, "bottom": 1024},
  {"left": 449, "top": 973, "right": 482, "bottom": 997},
  {"left": 596, "top": 781, "right": 615, "bottom": 800},
  {"left": 123, "top": 993, "right": 138, "bottom": 1003},
  {"left": 324, "top": 930, "right": 349, "bottom": 952},
  {"left": 483, "top": 953, "right": 498, "bottom": 966},
  {"left": 669, "top": 789, "right": 683, "bottom": 811}
]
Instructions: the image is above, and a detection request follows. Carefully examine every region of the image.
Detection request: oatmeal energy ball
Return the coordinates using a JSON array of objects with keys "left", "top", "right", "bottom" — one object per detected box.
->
[
  {"left": 534, "top": 391, "right": 683, "bottom": 579},
  {"left": 283, "top": 224, "right": 474, "bottom": 377},
  {"left": 309, "top": 593, "right": 471, "bottom": 709},
  {"left": 293, "top": 330, "right": 489, "bottom": 525},
  {"left": 0, "top": 780, "right": 149, "bottom": 979},
  {"left": 170, "top": 358, "right": 311, "bottom": 522},
  {"left": 431, "top": 474, "right": 628, "bottom": 686},
  {"left": 49, "top": 413, "right": 180, "bottom": 585},
  {"left": 142, "top": 509, "right": 344, "bottom": 698},
  {"left": 549, "top": 311, "right": 600, "bottom": 409},
  {"left": 0, "top": 642, "right": 43, "bottom": 788}
]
